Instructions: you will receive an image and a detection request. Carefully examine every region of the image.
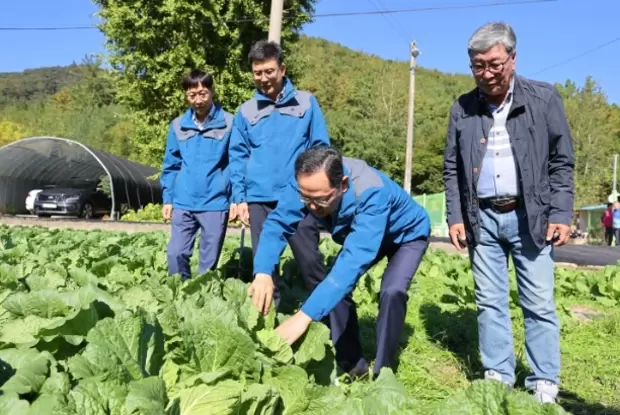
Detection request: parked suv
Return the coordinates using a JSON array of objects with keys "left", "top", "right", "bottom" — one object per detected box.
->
[{"left": 33, "top": 182, "right": 112, "bottom": 219}]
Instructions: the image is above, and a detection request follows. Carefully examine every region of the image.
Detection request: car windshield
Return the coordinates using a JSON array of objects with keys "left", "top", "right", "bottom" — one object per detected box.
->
[{"left": 42, "top": 179, "right": 96, "bottom": 190}]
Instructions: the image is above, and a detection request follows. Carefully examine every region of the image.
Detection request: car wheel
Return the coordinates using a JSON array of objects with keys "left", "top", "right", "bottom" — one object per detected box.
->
[{"left": 81, "top": 203, "right": 94, "bottom": 219}]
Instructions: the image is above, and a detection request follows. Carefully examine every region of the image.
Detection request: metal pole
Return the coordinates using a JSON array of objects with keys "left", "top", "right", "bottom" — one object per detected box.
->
[
  {"left": 268, "top": 0, "right": 284, "bottom": 44},
  {"left": 237, "top": 224, "right": 246, "bottom": 279},
  {"left": 613, "top": 154, "right": 618, "bottom": 191},
  {"left": 608, "top": 154, "right": 618, "bottom": 203},
  {"left": 404, "top": 40, "right": 420, "bottom": 195}
]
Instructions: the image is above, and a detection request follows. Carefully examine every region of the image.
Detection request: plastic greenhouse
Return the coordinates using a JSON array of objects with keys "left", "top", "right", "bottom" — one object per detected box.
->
[{"left": 0, "top": 136, "right": 162, "bottom": 217}]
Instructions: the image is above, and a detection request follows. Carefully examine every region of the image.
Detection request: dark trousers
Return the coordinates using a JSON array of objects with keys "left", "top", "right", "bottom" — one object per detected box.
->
[
  {"left": 334, "top": 236, "right": 430, "bottom": 374},
  {"left": 248, "top": 202, "right": 363, "bottom": 370},
  {"left": 605, "top": 227, "right": 614, "bottom": 246},
  {"left": 167, "top": 208, "right": 228, "bottom": 280},
  {"left": 615, "top": 228, "right": 620, "bottom": 246}
]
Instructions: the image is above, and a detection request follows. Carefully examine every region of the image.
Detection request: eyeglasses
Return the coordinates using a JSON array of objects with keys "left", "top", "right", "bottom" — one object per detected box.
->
[
  {"left": 470, "top": 55, "right": 512, "bottom": 75},
  {"left": 300, "top": 195, "right": 331, "bottom": 208},
  {"left": 299, "top": 189, "right": 338, "bottom": 208},
  {"left": 186, "top": 91, "right": 210, "bottom": 100}
]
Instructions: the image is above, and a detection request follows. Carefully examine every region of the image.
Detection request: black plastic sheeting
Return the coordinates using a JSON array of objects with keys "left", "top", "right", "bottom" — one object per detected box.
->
[{"left": 0, "top": 137, "right": 162, "bottom": 216}]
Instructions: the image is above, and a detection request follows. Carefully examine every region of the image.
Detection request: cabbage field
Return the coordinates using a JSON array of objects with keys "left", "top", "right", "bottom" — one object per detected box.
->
[{"left": 0, "top": 225, "right": 618, "bottom": 414}]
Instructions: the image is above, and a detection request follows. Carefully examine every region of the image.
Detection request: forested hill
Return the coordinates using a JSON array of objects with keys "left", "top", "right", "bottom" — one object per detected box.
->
[
  {"left": 0, "top": 64, "right": 90, "bottom": 106},
  {"left": 292, "top": 36, "right": 474, "bottom": 194},
  {"left": 1, "top": 36, "right": 619, "bottom": 206},
  {"left": 292, "top": 36, "right": 620, "bottom": 206}
]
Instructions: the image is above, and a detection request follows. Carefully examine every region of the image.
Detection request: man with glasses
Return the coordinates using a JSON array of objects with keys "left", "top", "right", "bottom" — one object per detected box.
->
[
  {"left": 160, "top": 69, "right": 234, "bottom": 280},
  {"left": 248, "top": 146, "right": 430, "bottom": 378},
  {"left": 443, "top": 22, "right": 574, "bottom": 403},
  {"left": 228, "top": 41, "right": 333, "bottom": 331}
]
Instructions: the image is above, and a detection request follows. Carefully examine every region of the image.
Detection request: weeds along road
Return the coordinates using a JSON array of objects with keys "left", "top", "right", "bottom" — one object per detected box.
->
[{"left": 1, "top": 215, "right": 617, "bottom": 268}]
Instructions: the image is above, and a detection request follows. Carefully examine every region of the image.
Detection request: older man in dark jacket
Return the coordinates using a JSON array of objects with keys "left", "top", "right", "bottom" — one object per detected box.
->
[{"left": 443, "top": 22, "right": 574, "bottom": 404}]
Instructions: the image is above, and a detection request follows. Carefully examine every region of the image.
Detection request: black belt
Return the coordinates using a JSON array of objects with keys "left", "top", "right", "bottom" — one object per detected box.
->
[{"left": 479, "top": 197, "right": 522, "bottom": 213}]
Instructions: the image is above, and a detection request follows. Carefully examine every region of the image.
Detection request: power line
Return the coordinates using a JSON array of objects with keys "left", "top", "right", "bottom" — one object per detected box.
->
[
  {"left": 311, "top": 0, "right": 556, "bottom": 19},
  {"left": 0, "top": 0, "right": 557, "bottom": 31},
  {"left": 0, "top": 26, "right": 94, "bottom": 31},
  {"left": 530, "top": 35, "right": 620, "bottom": 76},
  {"left": 365, "top": 0, "right": 410, "bottom": 43}
]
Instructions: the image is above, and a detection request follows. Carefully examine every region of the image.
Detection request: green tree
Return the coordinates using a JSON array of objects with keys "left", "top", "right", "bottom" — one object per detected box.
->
[
  {"left": 557, "top": 77, "right": 620, "bottom": 207},
  {"left": 0, "top": 120, "right": 31, "bottom": 146},
  {"left": 92, "top": 0, "right": 317, "bottom": 167}
]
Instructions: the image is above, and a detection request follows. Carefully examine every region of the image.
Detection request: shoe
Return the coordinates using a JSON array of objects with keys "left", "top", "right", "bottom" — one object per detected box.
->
[
  {"left": 484, "top": 370, "right": 513, "bottom": 391},
  {"left": 348, "top": 358, "right": 370, "bottom": 378},
  {"left": 532, "top": 380, "right": 558, "bottom": 404},
  {"left": 484, "top": 369, "right": 503, "bottom": 382},
  {"left": 331, "top": 358, "right": 370, "bottom": 386}
]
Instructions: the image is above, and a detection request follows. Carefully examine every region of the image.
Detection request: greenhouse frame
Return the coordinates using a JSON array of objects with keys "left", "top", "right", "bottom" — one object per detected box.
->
[{"left": 0, "top": 136, "right": 162, "bottom": 217}]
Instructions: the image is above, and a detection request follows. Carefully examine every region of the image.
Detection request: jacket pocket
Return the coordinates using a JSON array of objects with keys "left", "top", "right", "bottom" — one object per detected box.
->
[
  {"left": 197, "top": 137, "right": 226, "bottom": 163},
  {"left": 246, "top": 122, "right": 271, "bottom": 147},
  {"left": 527, "top": 126, "right": 543, "bottom": 180},
  {"left": 537, "top": 180, "right": 551, "bottom": 207}
]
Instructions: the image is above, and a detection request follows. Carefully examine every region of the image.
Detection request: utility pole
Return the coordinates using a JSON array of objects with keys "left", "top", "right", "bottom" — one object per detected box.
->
[
  {"left": 403, "top": 40, "right": 420, "bottom": 195},
  {"left": 613, "top": 154, "right": 618, "bottom": 191},
  {"left": 268, "top": 0, "right": 284, "bottom": 44},
  {"left": 610, "top": 154, "right": 619, "bottom": 203}
]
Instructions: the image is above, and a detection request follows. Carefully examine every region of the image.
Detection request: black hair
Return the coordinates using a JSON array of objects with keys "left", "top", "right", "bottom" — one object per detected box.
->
[
  {"left": 248, "top": 40, "right": 284, "bottom": 65},
  {"left": 181, "top": 69, "right": 214, "bottom": 91},
  {"left": 295, "top": 146, "right": 344, "bottom": 188}
]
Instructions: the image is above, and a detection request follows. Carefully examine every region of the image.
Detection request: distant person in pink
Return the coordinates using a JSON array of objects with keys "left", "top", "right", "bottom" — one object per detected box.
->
[{"left": 601, "top": 203, "right": 614, "bottom": 246}]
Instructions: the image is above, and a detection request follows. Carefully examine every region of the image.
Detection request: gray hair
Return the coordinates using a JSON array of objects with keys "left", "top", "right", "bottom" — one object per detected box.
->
[{"left": 468, "top": 22, "right": 517, "bottom": 56}]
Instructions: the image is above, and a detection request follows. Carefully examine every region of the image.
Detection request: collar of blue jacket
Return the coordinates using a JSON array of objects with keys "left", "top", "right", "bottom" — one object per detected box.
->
[
  {"left": 315, "top": 165, "right": 359, "bottom": 237},
  {"left": 178, "top": 103, "right": 227, "bottom": 132},
  {"left": 254, "top": 76, "right": 296, "bottom": 105},
  {"left": 252, "top": 157, "right": 431, "bottom": 321},
  {"left": 160, "top": 103, "right": 234, "bottom": 210},
  {"left": 228, "top": 78, "right": 331, "bottom": 205}
]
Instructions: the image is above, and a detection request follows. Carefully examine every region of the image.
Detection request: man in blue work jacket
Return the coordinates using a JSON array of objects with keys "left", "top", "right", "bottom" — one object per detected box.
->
[
  {"left": 248, "top": 146, "right": 431, "bottom": 376},
  {"left": 229, "top": 40, "right": 332, "bottom": 311},
  {"left": 160, "top": 69, "right": 234, "bottom": 280}
]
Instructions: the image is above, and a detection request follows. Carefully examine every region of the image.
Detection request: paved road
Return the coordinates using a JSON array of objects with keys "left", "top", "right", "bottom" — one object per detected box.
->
[
  {"left": 550, "top": 242, "right": 620, "bottom": 267},
  {"left": 2, "top": 215, "right": 619, "bottom": 267},
  {"left": 431, "top": 236, "right": 620, "bottom": 267}
]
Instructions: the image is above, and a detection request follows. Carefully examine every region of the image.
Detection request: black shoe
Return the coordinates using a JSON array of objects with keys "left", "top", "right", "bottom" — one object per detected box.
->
[{"left": 348, "top": 358, "right": 370, "bottom": 379}]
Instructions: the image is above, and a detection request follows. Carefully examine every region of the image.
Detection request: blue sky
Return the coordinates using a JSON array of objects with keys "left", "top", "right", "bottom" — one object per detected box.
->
[{"left": 1, "top": 0, "right": 618, "bottom": 103}]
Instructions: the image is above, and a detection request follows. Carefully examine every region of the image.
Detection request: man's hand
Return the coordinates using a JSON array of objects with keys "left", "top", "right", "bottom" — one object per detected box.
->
[
  {"left": 247, "top": 273, "right": 274, "bottom": 315},
  {"left": 546, "top": 223, "right": 571, "bottom": 247},
  {"left": 230, "top": 202, "right": 250, "bottom": 225},
  {"left": 162, "top": 204, "right": 173, "bottom": 221},
  {"left": 229, "top": 204, "right": 238, "bottom": 222},
  {"left": 449, "top": 223, "right": 467, "bottom": 250},
  {"left": 275, "top": 311, "right": 312, "bottom": 345}
]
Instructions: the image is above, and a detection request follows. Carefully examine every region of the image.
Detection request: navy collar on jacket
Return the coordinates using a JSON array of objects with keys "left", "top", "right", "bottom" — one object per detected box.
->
[
  {"left": 179, "top": 103, "right": 226, "bottom": 131},
  {"left": 255, "top": 77, "right": 297, "bottom": 105},
  {"left": 477, "top": 75, "right": 517, "bottom": 108},
  {"left": 325, "top": 167, "right": 358, "bottom": 229}
]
